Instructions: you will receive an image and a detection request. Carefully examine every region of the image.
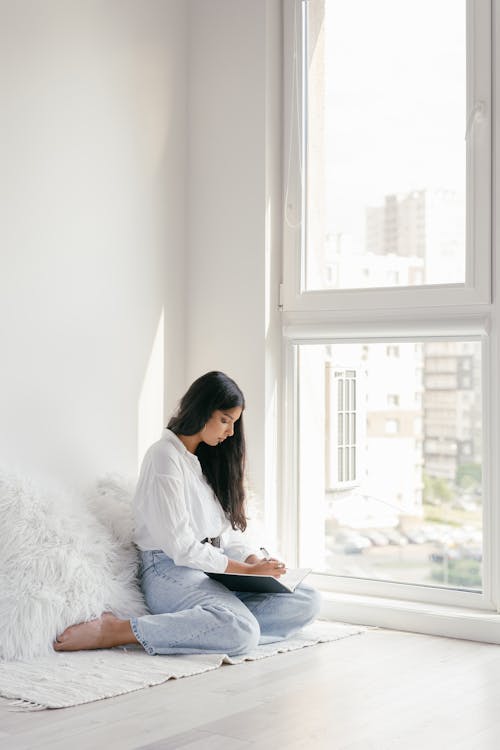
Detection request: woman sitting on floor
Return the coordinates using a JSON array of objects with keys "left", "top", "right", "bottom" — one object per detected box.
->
[{"left": 54, "top": 371, "right": 321, "bottom": 656}]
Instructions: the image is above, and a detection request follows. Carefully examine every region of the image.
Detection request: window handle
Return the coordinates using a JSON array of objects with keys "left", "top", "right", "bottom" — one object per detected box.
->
[{"left": 465, "top": 101, "right": 486, "bottom": 140}]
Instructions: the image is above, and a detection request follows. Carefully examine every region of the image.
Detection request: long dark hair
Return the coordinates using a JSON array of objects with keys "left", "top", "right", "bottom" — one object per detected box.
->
[{"left": 167, "top": 371, "right": 247, "bottom": 531}]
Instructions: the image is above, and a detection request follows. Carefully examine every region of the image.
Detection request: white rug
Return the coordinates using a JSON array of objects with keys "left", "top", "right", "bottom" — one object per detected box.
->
[{"left": 0, "top": 621, "right": 367, "bottom": 710}]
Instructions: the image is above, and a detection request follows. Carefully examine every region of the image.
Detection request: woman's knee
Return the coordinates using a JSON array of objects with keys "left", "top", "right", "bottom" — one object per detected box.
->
[
  {"left": 308, "top": 586, "right": 323, "bottom": 619},
  {"left": 295, "top": 585, "right": 323, "bottom": 625},
  {"left": 215, "top": 607, "right": 260, "bottom": 656}
]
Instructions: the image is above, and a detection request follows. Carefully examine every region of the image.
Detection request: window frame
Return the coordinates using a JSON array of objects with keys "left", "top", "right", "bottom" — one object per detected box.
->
[
  {"left": 280, "top": 0, "right": 499, "bottom": 627},
  {"left": 281, "top": 331, "right": 492, "bottom": 611},
  {"left": 282, "top": 0, "right": 492, "bottom": 314}
]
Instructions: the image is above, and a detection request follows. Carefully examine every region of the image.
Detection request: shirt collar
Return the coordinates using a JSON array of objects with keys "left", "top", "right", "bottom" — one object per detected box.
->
[{"left": 163, "top": 428, "right": 200, "bottom": 463}]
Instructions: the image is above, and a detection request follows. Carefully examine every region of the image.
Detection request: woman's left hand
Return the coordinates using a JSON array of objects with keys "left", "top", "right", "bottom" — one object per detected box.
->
[
  {"left": 245, "top": 553, "right": 287, "bottom": 568},
  {"left": 245, "top": 555, "right": 286, "bottom": 569},
  {"left": 244, "top": 554, "right": 261, "bottom": 564}
]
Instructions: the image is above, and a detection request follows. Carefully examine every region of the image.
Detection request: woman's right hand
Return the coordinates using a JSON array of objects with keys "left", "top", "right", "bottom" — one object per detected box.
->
[{"left": 247, "top": 558, "right": 287, "bottom": 578}]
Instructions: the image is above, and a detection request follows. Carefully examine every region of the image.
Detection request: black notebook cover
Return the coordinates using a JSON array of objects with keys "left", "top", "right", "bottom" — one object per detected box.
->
[{"left": 205, "top": 568, "right": 311, "bottom": 594}]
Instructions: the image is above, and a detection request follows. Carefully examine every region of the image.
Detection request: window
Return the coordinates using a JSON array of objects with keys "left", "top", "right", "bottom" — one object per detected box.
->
[
  {"left": 325, "top": 366, "right": 358, "bottom": 488},
  {"left": 295, "top": 340, "right": 483, "bottom": 592},
  {"left": 281, "top": 0, "right": 493, "bottom": 619},
  {"left": 385, "top": 419, "right": 399, "bottom": 435},
  {"left": 282, "top": 0, "right": 491, "bottom": 312}
]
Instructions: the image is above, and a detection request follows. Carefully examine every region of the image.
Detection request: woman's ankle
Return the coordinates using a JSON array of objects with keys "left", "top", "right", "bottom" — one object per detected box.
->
[{"left": 105, "top": 616, "right": 138, "bottom": 647}]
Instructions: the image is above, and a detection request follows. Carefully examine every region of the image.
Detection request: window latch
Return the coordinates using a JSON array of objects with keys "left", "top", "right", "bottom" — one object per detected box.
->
[{"left": 465, "top": 101, "right": 486, "bottom": 140}]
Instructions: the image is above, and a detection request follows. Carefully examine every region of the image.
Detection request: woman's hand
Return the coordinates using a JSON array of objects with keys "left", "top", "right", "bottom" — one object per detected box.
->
[
  {"left": 244, "top": 554, "right": 260, "bottom": 564},
  {"left": 247, "top": 558, "right": 287, "bottom": 578},
  {"left": 225, "top": 556, "right": 287, "bottom": 576}
]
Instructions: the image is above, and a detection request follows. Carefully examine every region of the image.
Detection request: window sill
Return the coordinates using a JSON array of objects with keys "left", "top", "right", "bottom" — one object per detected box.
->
[{"left": 318, "top": 589, "right": 500, "bottom": 644}]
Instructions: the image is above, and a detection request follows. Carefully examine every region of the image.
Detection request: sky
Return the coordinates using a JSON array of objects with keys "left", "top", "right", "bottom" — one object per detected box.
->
[{"left": 317, "top": 0, "right": 466, "bottom": 240}]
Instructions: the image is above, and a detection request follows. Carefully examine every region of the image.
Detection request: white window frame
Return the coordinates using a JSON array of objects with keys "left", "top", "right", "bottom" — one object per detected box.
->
[
  {"left": 280, "top": 0, "right": 500, "bottom": 634},
  {"left": 282, "top": 330, "right": 492, "bottom": 612},
  {"left": 282, "top": 0, "right": 492, "bottom": 314}
]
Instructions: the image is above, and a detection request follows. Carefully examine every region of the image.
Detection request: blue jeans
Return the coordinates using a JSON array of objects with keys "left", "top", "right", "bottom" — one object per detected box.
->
[{"left": 130, "top": 550, "right": 322, "bottom": 657}]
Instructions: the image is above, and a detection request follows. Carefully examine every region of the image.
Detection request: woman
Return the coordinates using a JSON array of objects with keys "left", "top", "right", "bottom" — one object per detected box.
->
[{"left": 54, "top": 371, "right": 321, "bottom": 656}]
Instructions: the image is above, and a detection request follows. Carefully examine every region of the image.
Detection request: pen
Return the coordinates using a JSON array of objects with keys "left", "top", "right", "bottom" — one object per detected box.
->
[{"left": 260, "top": 547, "right": 285, "bottom": 569}]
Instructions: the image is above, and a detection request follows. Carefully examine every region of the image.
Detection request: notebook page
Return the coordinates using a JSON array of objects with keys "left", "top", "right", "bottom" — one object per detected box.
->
[{"left": 279, "top": 567, "right": 312, "bottom": 591}]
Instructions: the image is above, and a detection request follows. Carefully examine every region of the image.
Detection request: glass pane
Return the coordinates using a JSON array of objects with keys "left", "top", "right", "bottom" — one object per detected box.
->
[
  {"left": 305, "top": 0, "right": 466, "bottom": 290},
  {"left": 299, "top": 341, "right": 483, "bottom": 591}
]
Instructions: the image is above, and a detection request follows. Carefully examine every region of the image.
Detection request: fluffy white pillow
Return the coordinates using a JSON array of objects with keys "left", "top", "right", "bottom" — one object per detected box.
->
[{"left": 0, "top": 472, "right": 148, "bottom": 661}]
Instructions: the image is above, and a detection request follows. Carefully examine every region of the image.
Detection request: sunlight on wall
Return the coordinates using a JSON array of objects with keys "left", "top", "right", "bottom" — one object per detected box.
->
[
  {"left": 265, "top": 196, "right": 272, "bottom": 337},
  {"left": 264, "top": 374, "right": 278, "bottom": 545},
  {"left": 138, "top": 308, "right": 165, "bottom": 469}
]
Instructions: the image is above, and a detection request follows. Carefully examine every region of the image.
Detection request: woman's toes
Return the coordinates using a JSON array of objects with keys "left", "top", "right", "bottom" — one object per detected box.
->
[
  {"left": 52, "top": 614, "right": 130, "bottom": 652},
  {"left": 53, "top": 627, "right": 73, "bottom": 651},
  {"left": 52, "top": 620, "right": 99, "bottom": 651}
]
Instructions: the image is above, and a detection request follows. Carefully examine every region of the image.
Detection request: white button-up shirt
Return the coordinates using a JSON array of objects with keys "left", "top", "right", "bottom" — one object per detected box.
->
[{"left": 133, "top": 428, "right": 258, "bottom": 573}]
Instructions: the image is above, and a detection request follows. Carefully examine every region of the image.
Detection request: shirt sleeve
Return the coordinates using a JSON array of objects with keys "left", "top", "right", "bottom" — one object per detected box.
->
[
  {"left": 220, "top": 522, "right": 260, "bottom": 563},
  {"left": 139, "top": 469, "right": 229, "bottom": 574}
]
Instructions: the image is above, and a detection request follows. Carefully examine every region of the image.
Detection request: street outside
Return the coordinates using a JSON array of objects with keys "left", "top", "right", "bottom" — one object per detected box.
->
[{"left": 323, "top": 507, "right": 482, "bottom": 590}]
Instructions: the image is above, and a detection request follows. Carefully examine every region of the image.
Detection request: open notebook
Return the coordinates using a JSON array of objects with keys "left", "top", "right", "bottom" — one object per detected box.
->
[{"left": 205, "top": 567, "right": 312, "bottom": 594}]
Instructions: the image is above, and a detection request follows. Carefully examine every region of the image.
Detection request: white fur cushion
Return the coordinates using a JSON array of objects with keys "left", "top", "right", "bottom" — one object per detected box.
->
[{"left": 0, "top": 472, "right": 148, "bottom": 661}]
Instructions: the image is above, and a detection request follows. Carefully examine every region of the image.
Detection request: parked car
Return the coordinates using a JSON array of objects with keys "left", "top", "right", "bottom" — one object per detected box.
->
[
  {"left": 429, "top": 547, "right": 462, "bottom": 563},
  {"left": 405, "top": 529, "right": 428, "bottom": 544},
  {"left": 429, "top": 544, "right": 482, "bottom": 563},
  {"left": 421, "top": 524, "right": 448, "bottom": 543},
  {"left": 384, "top": 529, "right": 409, "bottom": 546},
  {"left": 343, "top": 534, "right": 372, "bottom": 554},
  {"left": 364, "top": 530, "right": 389, "bottom": 546},
  {"left": 449, "top": 528, "right": 470, "bottom": 545}
]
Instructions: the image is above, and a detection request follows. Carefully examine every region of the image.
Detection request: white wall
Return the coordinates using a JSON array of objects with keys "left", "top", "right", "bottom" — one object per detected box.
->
[
  {"left": 0, "top": 0, "right": 188, "bottom": 491},
  {"left": 0, "top": 0, "right": 282, "bottom": 538},
  {"left": 186, "top": 0, "right": 282, "bottom": 544}
]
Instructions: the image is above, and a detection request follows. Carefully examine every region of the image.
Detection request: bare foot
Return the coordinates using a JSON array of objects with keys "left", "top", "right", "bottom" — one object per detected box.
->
[{"left": 53, "top": 612, "right": 137, "bottom": 651}]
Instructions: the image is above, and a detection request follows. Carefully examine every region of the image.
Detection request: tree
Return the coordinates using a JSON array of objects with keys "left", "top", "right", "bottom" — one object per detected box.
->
[
  {"left": 456, "top": 463, "right": 482, "bottom": 490},
  {"left": 423, "top": 473, "right": 453, "bottom": 504}
]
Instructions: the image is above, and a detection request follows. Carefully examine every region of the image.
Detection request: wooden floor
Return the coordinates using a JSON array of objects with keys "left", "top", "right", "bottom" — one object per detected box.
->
[{"left": 1, "top": 626, "right": 500, "bottom": 749}]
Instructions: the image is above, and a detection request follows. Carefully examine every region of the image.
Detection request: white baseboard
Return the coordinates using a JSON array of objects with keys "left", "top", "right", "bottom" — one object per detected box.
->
[{"left": 318, "top": 590, "right": 500, "bottom": 644}]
